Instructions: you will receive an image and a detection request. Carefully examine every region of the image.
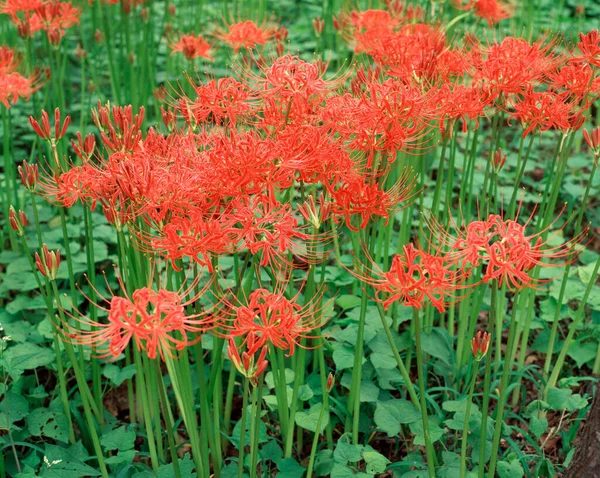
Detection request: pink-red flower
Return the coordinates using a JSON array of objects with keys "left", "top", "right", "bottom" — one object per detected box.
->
[{"left": 169, "top": 33, "right": 213, "bottom": 61}]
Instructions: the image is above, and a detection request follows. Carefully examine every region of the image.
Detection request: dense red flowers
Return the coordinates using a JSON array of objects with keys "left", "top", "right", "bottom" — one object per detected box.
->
[
  {"left": 223, "top": 287, "right": 327, "bottom": 357},
  {"left": 64, "top": 281, "right": 214, "bottom": 360},
  {"left": 169, "top": 33, "right": 213, "bottom": 61},
  {"left": 431, "top": 212, "right": 586, "bottom": 290},
  {"left": 357, "top": 244, "right": 460, "bottom": 312},
  {"left": 0, "top": 46, "right": 42, "bottom": 107},
  {"left": 215, "top": 20, "right": 282, "bottom": 53}
]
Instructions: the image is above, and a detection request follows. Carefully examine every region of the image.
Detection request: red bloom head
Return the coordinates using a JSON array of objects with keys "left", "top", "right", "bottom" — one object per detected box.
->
[
  {"left": 169, "top": 33, "right": 213, "bottom": 61},
  {"left": 62, "top": 277, "right": 215, "bottom": 361},
  {"left": 215, "top": 19, "right": 280, "bottom": 53},
  {"left": 471, "top": 331, "right": 491, "bottom": 361}
]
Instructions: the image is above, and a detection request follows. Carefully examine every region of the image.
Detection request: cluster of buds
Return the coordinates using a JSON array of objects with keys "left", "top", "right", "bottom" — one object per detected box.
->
[
  {"left": 491, "top": 148, "right": 507, "bottom": 173},
  {"left": 583, "top": 126, "right": 600, "bottom": 157},
  {"left": 8, "top": 207, "right": 27, "bottom": 236},
  {"left": 29, "top": 108, "right": 70, "bottom": 143},
  {"left": 228, "top": 339, "right": 268, "bottom": 385},
  {"left": 312, "top": 17, "right": 324, "bottom": 37},
  {"left": 35, "top": 245, "right": 61, "bottom": 281},
  {"left": 71, "top": 132, "right": 96, "bottom": 162},
  {"left": 297, "top": 195, "right": 331, "bottom": 229},
  {"left": 18, "top": 160, "right": 39, "bottom": 191},
  {"left": 471, "top": 331, "right": 491, "bottom": 361}
]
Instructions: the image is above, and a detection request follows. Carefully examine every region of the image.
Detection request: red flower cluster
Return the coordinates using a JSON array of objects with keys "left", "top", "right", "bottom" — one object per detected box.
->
[
  {"left": 215, "top": 19, "right": 284, "bottom": 53},
  {"left": 0, "top": 46, "right": 42, "bottom": 107},
  {"left": 64, "top": 279, "right": 214, "bottom": 360},
  {"left": 225, "top": 288, "right": 325, "bottom": 357},
  {"left": 335, "top": 6, "right": 600, "bottom": 137},
  {"left": 39, "top": 55, "right": 417, "bottom": 272},
  {"left": 169, "top": 33, "right": 213, "bottom": 61},
  {"left": 355, "top": 244, "right": 460, "bottom": 313},
  {"left": 1, "top": 0, "right": 79, "bottom": 43}
]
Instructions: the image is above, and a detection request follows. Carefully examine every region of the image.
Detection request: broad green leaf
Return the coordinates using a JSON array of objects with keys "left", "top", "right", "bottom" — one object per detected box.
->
[
  {"left": 157, "top": 454, "right": 196, "bottom": 478},
  {"left": 529, "top": 416, "right": 548, "bottom": 440},
  {"left": 103, "top": 363, "right": 137, "bottom": 386},
  {"left": 0, "top": 392, "right": 29, "bottom": 430},
  {"left": 40, "top": 444, "right": 101, "bottom": 477},
  {"left": 100, "top": 425, "right": 136, "bottom": 452},
  {"left": 374, "top": 399, "right": 420, "bottom": 436},
  {"left": 497, "top": 459, "right": 525, "bottom": 478},
  {"left": 27, "top": 408, "right": 69, "bottom": 442},
  {"left": 276, "top": 458, "right": 305, "bottom": 478},
  {"left": 1, "top": 343, "right": 55, "bottom": 380},
  {"left": 363, "top": 450, "right": 390, "bottom": 474},
  {"left": 295, "top": 403, "right": 329, "bottom": 433}
]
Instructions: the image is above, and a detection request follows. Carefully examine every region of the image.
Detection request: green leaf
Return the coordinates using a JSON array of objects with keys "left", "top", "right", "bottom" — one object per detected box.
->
[
  {"left": 359, "top": 381, "right": 379, "bottom": 403},
  {"left": 567, "top": 340, "right": 597, "bottom": 368},
  {"left": 497, "top": 459, "right": 525, "bottom": 478},
  {"left": 1, "top": 343, "right": 55, "bottom": 380},
  {"left": 374, "top": 399, "right": 420, "bottom": 436},
  {"left": 276, "top": 458, "right": 306, "bottom": 478},
  {"left": 103, "top": 363, "right": 137, "bottom": 386},
  {"left": 370, "top": 352, "right": 396, "bottom": 369},
  {"left": 27, "top": 408, "right": 69, "bottom": 442},
  {"left": 335, "top": 295, "right": 362, "bottom": 310},
  {"left": 157, "top": 454, "right": 196, "bottom": 478},
  {"left": 41, "top": 444, "right": 101, "bottom": 477},
  {"left": 409, "top": 418, "right": 444, "bottom": 446},
  {"left": 529, "top": 416, "right": 548, "bottom": 440},
  {"left": 260, "top": 439, "right": 283, "bottom": 464},
  {"left": 419, "top": 328, "right": 454, "bottom": 366},
  {"left": 332, "top": 346, "right": 358, "bottom": 371},
  {"left": 295, "top": 403, "right": 328, "bottom": 433},
  {"left": 363, "top": 450, "right": 390, "bottom": 474},
  {"left": 546, "top": 387, "right": 571, "bottom": 411},
  {"left": 0, "top": 392, "right": 29, "bottom": 430},
  {"left": 333, "top": 439, "right": 363, "bottom": 464},
  {"left": 100, "top": 425, "right": 136, "bottom": 452}
]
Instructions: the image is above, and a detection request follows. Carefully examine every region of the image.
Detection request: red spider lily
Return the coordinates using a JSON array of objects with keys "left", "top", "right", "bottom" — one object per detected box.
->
[
  {"left": 215, "top": 19, "right": 280, "bottom": 53},
  {"left": 351, "top": 243, "right": 462, "bottom": 313},
  {"left": 29, "top": 108, "right": 70, "bottom": 142},
  {"left": 312, "top": 17, "right": 324, "bottom": 36},
  {"left": 461, "top": 0, "right": 512, "bottom": 26},
  {"left": 228, "top": 340, "right": 268, "bottom": 383},
  {"left": 583, "top": 126, "right": 600, "bottom": 156},
  {"left": 35, "top": 244, "right": 60, "bottom": 280},
  {"left": 471, "top": 331, "right": 491, "bottom": 361},
  {"left": 91, "top": 101, "right": 145, "bottom": 153},
  {"left": 169, "top": 33, "right": 213, "bottom": 61},
  {"left": 62, "top": 274, "right": 216, "bottom": 361},
  {"left": 0, "top": 50, "right": 43, "bottom": 107},
  {"left": 0, "top": 0, "right": 43, "bottom": 18},
  {"left": 509, "top": 88, "right": 587, "bottom": 137},
  {"left": 8, "top": 206, "right": 27, "bottom": 236},
  {"left": 434, "top": 83, "right": 495, "bottom": 134},
  {"left": 176, "top": 76, "right": 255, "bottom": 127},
  {"left": 491, "top": 148, "right": 507, "bottom": 172},
  {"left": 71, "top": 132, "right": 96, "bottom": 162},
  {"left": 549, "top": 63, "right": 599, "bottom": 98},
  {"left": 330, "top": 169, "right": 418, "bottom": 231},
  {"left": 571, "top": 30, "right": 600, "bottom": 67},
  {"left": 221, "top": 283, "right": 328, "bottom": 357},
  {"left": 323, "top": 79, "right": 434, "bottom": 162},
  {"left": 0, "top": 46, "right": 20, "bottom": 74},
  {"left": 30, "top": 1, "right": 80, "bottom": 44},
  {"left": 141, "top": 213, "right": 233, "bottom": 272},
  {"left": 472, "top": 36, "right": 561, "bottom": 96},
  {"left": 427, "top": 207, "right": 587, "bottom": 290},
  {"left": 18, "top": 159, "right": 39, "bottom": 190}
]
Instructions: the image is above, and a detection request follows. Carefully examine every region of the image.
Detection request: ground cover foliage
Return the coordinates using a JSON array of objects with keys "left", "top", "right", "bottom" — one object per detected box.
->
[{"left": 1, "top": 0, "right": 600, "bottom": 477}]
